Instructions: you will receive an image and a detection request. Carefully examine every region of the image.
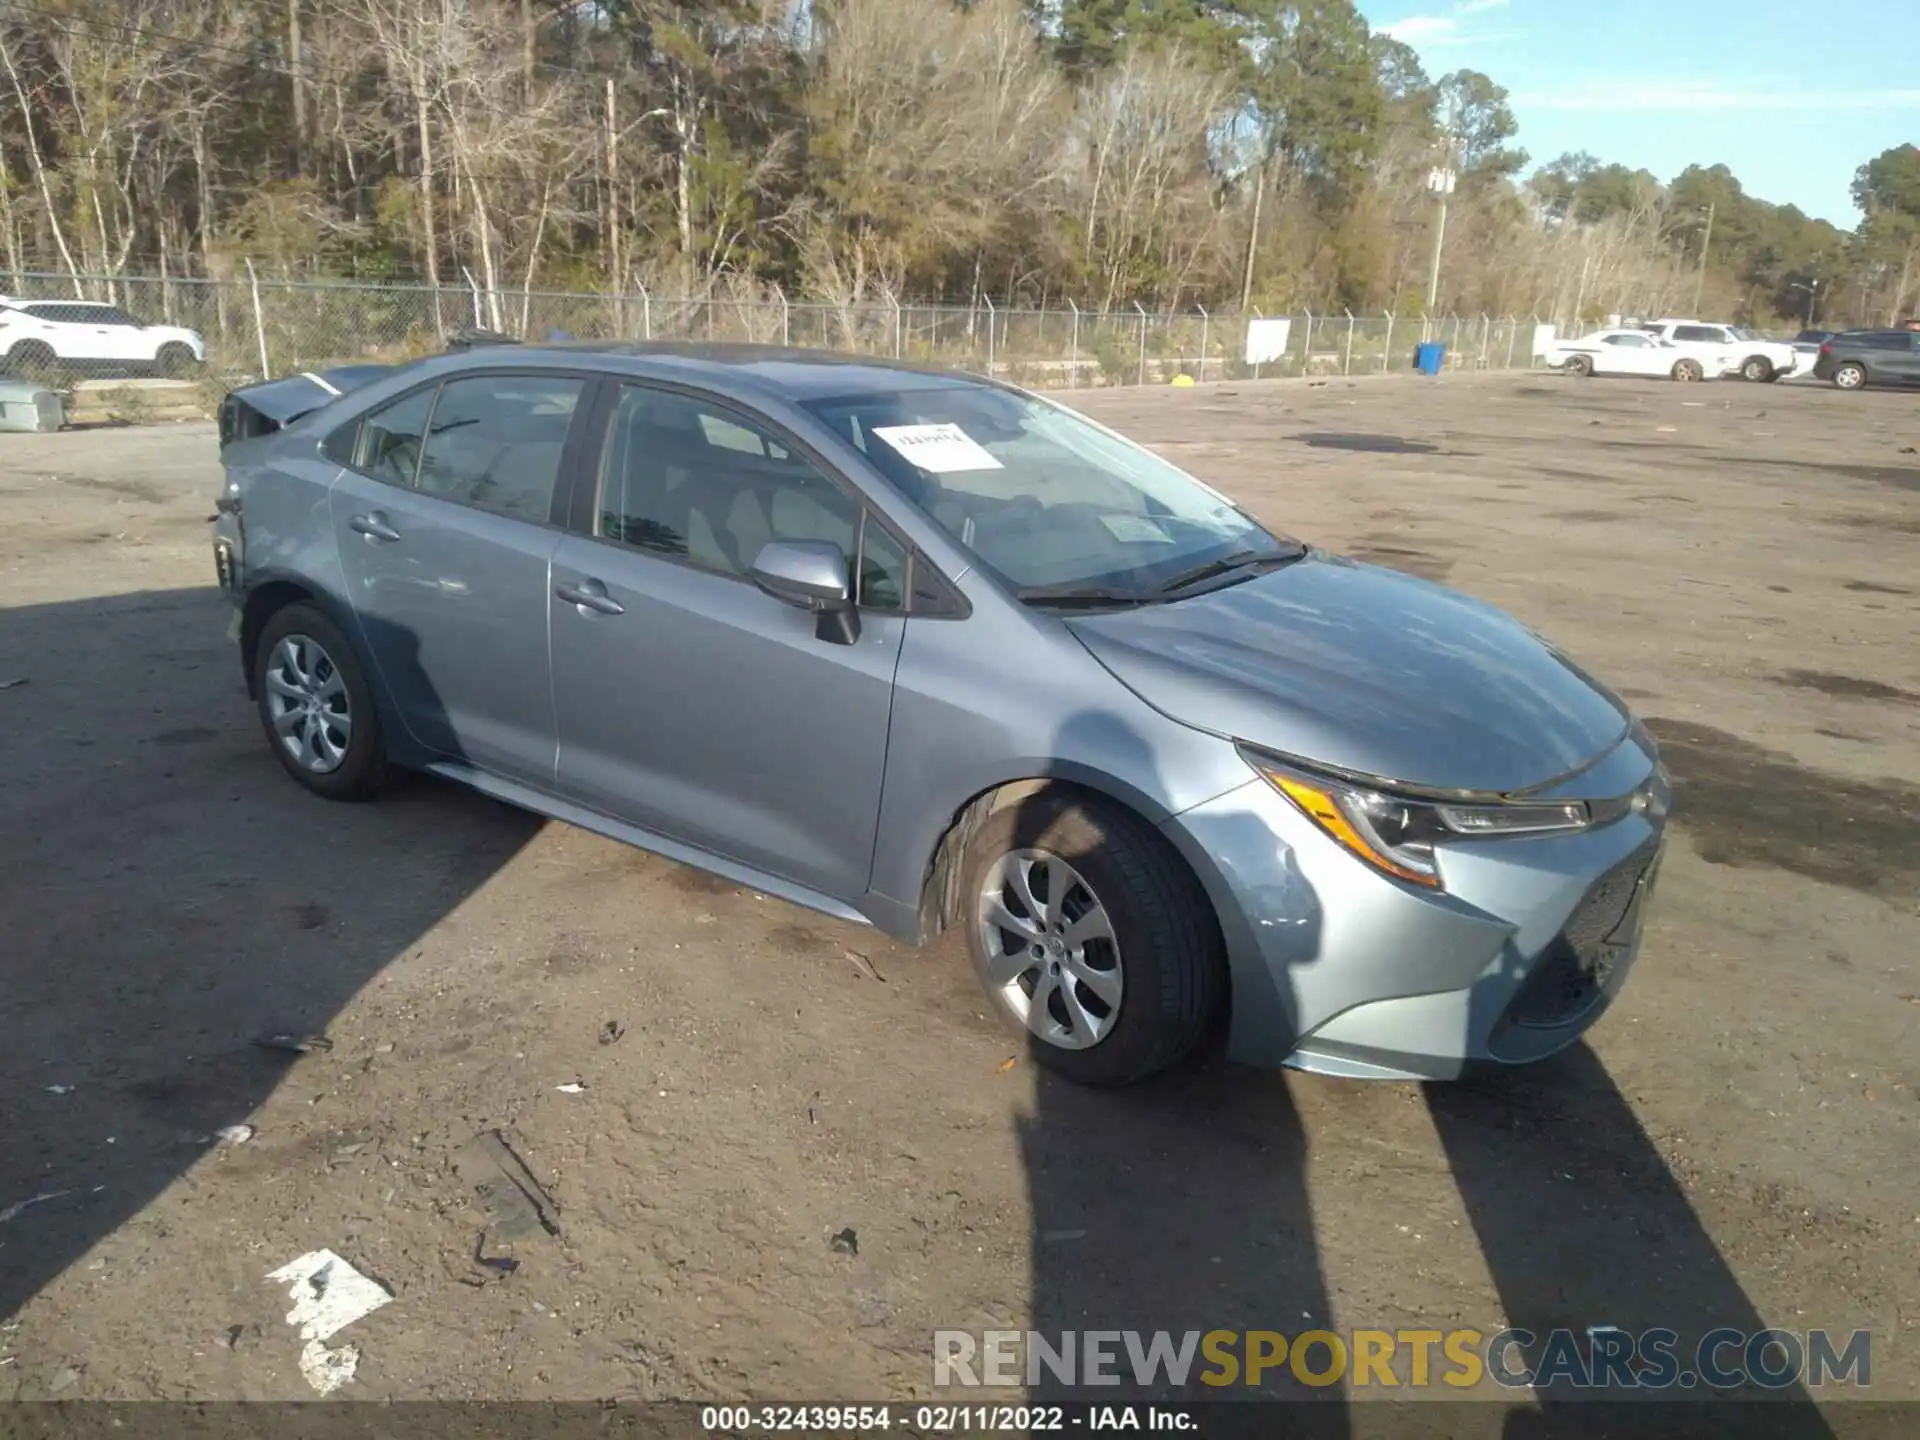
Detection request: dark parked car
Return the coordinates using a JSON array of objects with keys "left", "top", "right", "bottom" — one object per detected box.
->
[{"left": 1812, "top": 329, "right": 1920, "bottom": 390}]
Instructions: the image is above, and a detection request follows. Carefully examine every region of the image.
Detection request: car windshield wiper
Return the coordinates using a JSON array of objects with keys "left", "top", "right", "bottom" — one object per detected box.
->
[
  {"left": 1014, "top": 584, "right": 1156, "bottom": 608},
  {"left": 1151, "top": 545, "right": 1303, "bottom": 595}
]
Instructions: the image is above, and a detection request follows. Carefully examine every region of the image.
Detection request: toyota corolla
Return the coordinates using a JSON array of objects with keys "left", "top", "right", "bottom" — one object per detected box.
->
[{"left": 212, "top": 343, "right": 1669, "bottom": 1087}]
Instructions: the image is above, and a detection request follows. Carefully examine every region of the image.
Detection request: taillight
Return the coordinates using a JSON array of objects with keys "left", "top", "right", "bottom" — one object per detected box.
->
[{"left": 1819, "top": 342, "right": 1833, "bottom": 356}]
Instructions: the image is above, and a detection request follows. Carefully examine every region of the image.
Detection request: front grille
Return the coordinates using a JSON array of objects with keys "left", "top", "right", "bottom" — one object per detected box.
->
[{"left": 1507, "top": 848, "right": 1657, "bottom": 1029}]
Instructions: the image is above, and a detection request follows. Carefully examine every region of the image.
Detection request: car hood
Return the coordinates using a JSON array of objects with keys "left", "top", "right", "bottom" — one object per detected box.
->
[{"left": 1066, "top": 553, "right": 1632, "bottom": 796}]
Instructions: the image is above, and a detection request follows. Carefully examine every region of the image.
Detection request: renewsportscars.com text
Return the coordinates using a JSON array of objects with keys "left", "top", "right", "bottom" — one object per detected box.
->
[{"left": 933, "top": 1327, "right": 1871, "bottom": 1391}]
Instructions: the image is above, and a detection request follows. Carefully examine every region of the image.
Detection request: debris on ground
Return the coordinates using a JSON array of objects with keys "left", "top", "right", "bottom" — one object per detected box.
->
[
  {"left": 44, "top": 1084, "right": 73, "bottom": 1095},
  {"left": 265, "top": 1249, "right": 394, "bottom": 1397},
  {"left": 0, "top": 1190, "right": 70, "bottom": 1224},
  {"left": 0, "top": 677, "right": 27, "bottom": 691},
  {"left": 471, "top": 1233, "right": 520, "bottom": 1281},
  {"left": 454, "top": 1129, "right": 562, "bottom": 1240},
  {"left": 598, "top": 1019, "right": 626, "bottom": 1045},
  {"left": 555, "top": 1081, "right": 586, "bottom": 1094},
  {"left": 208, "top": 1124, "right": 255, "bottom": 1146},
  {"left": 1040, "top": 1229, "right": 1088, "bottom": 1244},
  {"left": 843, "top": 948, "right": 887, "bottom": 983},
  {"left": 253, "top": 1033, "right": 333, "bottom": 1055},
  {"left": 996, "top": 1057, "right": 1018, "bottom": 1075},
  {"left": 830, "top": 1227, "right": 859, "bottom": 1256},
  {"left": 48, "top": 1365, "right": 82, "bottom": 1393}
]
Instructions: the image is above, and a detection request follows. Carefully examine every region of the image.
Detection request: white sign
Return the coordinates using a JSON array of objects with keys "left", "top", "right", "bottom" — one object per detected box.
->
[
  {"left": 1244, "top": 317, "right": 1292, "bottom": 366},
  {"left": 1530, "top": 323, "right": 1558, "bottom": 359},
  {"left": 872, "top": 423, "right": 1003, "bottom": 474},
  {"left": 1098, "top": 514, "right": 1171, "bottom": 544}
]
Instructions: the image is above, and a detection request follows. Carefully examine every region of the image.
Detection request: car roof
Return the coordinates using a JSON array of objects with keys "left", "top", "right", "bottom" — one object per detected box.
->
[{"left": 434, "top": 340, "right": 990, "bottom": 404}]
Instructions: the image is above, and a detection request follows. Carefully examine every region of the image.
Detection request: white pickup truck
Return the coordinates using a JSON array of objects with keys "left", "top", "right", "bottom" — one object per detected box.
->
[{"left": 1637, "top": 320, "right": 1799, "bottom": 382}]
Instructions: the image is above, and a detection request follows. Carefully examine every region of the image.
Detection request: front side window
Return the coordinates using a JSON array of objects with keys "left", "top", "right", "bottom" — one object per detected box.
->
[
  {"left": 599, "top": 385, "right": 883, "bottom": 594},
  {"left": 98, "top": 307, "right": 142, "bottom": 327},
  {"left": 1602, "top": 334, "right": 1646, "bottom": 348},
  {"left": 1673, "top": 325, "right": 1722, "bottom": 343},
  {"left": 414, "top": 374, "right": 582, "bottom": 522},
  {"left": 802, "top": 384, "right": 1300, "bottom": 600}
]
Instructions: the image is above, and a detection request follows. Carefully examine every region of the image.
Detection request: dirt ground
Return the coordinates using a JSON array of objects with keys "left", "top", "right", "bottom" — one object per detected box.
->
[{"left": 1, "top": 372, "right": 1915, "bottom": 1415}]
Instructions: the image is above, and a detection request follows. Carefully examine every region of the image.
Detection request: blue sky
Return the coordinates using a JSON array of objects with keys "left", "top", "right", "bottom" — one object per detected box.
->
[{"left": 1356, "top": 0, "right": 1920, "bottom": 225}]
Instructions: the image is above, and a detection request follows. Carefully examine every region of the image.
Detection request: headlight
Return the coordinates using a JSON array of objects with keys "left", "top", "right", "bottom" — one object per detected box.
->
[{"left": 1244, "top": 751, "right": 1592, "bottom": 889}]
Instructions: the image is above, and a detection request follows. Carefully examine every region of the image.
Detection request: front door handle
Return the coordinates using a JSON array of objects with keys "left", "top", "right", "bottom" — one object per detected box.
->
[
  {"left": 555, "top": 579, "right": 625, "bottom": 617},
  {"left": 350, "top": 511, "right": 402, "bottom": 543}
]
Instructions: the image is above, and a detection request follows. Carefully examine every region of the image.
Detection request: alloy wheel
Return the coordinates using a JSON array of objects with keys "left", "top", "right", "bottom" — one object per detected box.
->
[
  {"left": 264, "top": 633, "right": 352, "bottom": 774},
  {"left": 975, "top": 848, "right": 1123, "bottom": 1050}
]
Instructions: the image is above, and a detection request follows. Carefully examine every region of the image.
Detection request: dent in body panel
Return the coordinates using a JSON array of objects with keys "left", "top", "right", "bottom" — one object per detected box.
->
[{"left": 1167, "top": 768, "right": 1664, "bottom": 1072}]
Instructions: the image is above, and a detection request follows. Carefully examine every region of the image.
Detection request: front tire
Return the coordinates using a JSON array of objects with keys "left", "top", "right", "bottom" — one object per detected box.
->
[
  {"left": 154, "top": 342, "right": 198, "bottom": 378},
  {"left": 960, "top": 790, "right": 1225, "bottom": 1087},
  {"left": 1740, "top": 355, "right": 1773, "bottom": 382},
  {"left": 254, "top": 603, "right": 393, "bottom": 801},
  {"left": 1671, "top": 359, "right": 1704, "bottom": 383},
  {"left": 1832, "top": 362, "right": 1867, "bottom": 391}
]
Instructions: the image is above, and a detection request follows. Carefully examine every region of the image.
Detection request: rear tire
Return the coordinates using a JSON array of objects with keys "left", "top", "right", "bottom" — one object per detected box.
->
[
  {"left": 1671, "top": 359, "right": 1703, "bottom": 382},
  {"left": 154, "top": 342, "right": 198, "bottom": 378},
  {"left": 254, "top": 602, "right": 393, "bottom": 802},
  {"left": 1832, "top": 362, "right": 1867, "bottom": 391},
  {"left": 4, "top": 340, "right": 58, "bottom": 380},
  {"left": 960, "top": 790, "right": 1226, "bottom": 1087},
  {"left": 1564, "top": 355, "right": 1593, "bottom": 378},
  {"left": 1740, "top": 355, "right": 1773, "bottom": 382}
]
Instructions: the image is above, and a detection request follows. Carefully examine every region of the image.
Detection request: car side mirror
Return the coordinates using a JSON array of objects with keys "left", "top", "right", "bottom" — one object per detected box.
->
[{"left": 749, "top": 539, "right": 859, "bottom": 645}]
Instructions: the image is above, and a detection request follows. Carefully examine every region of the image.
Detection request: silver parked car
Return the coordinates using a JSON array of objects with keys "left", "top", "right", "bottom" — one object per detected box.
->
[{"left": 212, "top": 343, "right": 1670, "bottom": 1087}]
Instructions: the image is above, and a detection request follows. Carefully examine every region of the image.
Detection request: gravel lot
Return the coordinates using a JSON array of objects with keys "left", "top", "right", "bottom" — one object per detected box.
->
[{"left": 1, "top": 372, "right": 1915, "bottom": 1412}]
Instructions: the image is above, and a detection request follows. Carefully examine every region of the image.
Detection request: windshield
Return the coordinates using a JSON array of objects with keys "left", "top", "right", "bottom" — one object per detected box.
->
[{"left": 801, "top": 385, "right": 1299, "bottom": 599}]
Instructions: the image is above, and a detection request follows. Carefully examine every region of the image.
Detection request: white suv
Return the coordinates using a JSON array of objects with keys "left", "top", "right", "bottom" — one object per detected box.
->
[
  {"left": 0, "top": 297, "right": 205, "bottom": 377},
  {"left": 1637, "top": 320, "right": 1799, "bottom": 383}
]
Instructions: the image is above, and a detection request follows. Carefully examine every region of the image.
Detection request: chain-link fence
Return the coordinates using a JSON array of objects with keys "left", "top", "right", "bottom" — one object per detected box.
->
[{"left": 1, "top": 269, "right": 1552, "bottom": 388}]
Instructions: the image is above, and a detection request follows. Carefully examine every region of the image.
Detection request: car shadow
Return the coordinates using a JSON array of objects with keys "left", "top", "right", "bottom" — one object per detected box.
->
[
  {"left": 1430, "top": 1048, "right": 1836, "bottom": 1437},
  {"left": 0, "top": 585, "right": 539, "bottom": 1324}
]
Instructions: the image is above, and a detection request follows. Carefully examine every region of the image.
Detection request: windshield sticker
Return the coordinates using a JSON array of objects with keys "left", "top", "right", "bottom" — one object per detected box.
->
[
  {"left": 1099, "top": 513, "right": 1172, "bottom": 544},
  {"left": 872, "top": 423, "right": 1004, "bottom": 473}
]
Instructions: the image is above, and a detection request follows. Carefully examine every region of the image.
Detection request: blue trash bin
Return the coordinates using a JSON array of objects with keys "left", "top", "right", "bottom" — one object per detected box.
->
[{"left": 1414, "top": 341, "right": 1447, "bottom": 376}]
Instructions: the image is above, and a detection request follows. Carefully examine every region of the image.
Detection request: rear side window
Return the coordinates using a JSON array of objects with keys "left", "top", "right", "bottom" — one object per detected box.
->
[
  {"left": 412, "top": 374, "right": 583, "bottom": 523},
  {"left": 361, "top": 387, "right": 436, "bottom": 488},
  {"left": 322, "top": 418, "right": 360, "bottom": 467}
]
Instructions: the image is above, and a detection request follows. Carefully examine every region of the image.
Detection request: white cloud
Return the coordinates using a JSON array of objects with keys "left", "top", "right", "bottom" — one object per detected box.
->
[
  {"left": 1379, "top": 15, "right": 1457, "bottom": 40},
  {"left": 1515, "top": 81, "right": 1920, "bottom": 112},
  {"left": 1377, "top": 0, "right": 1512, "bottom": 44}
]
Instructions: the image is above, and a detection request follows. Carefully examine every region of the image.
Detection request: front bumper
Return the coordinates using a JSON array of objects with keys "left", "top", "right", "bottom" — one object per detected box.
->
[
  {"left": 212, "top": 505, "right": 245, "bottom": 606},
  {"left": 1167, "top": 743, "right": 1666, "bottom": 1081}
]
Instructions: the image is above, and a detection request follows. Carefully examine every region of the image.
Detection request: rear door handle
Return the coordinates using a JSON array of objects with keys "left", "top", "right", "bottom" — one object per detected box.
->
[
  {"left": 555, "top": 579, "right": 625, "bottom": 617},
  {"left": 350, "top": 511, "right": 402, "bottom": 543}
]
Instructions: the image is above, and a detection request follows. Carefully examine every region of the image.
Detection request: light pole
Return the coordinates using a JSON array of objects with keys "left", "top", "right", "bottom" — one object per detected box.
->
[
  {"left": 1691, "top": 203, "right": 1715, "bottom": 316},
  {"left": 1790, "top": 278, "right": 1820, "bottom": 328},
  {"left": 1425, "top": 165, "right": 1457, "bottom": 313}
]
